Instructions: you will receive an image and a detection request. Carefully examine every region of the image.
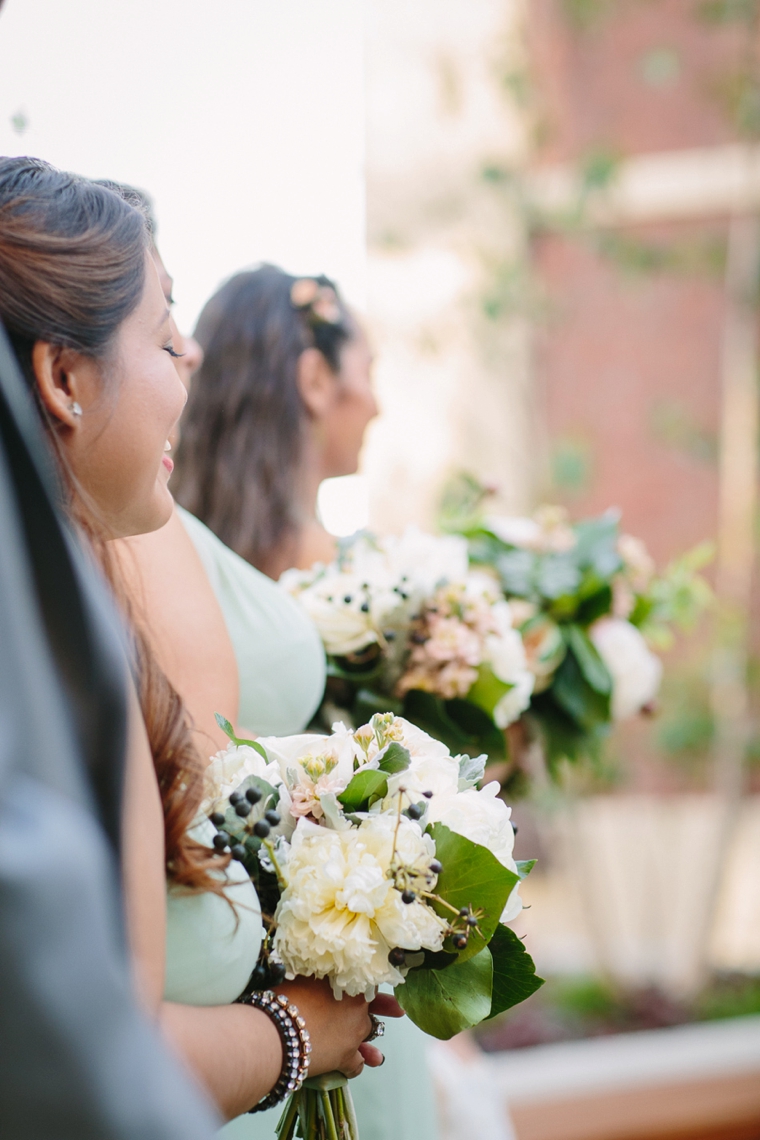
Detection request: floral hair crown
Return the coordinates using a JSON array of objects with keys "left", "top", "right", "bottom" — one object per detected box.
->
[{"left": 290, "top": 277, "right": 342, "bottom": 327}]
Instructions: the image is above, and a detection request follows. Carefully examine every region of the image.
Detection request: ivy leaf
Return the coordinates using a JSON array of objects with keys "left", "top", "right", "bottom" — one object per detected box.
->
[
  {"left": 485, "top": 924, "right": 544, "bottom": 1020},
  {"left": 378, "top": 743, "right": 411, "bottom": 775},
  {"left": 396, "top": 948, "right": 494, "bottom": 1040},
  {"left": 337, "top": 769, "right": 388, "bottom": 811},
  {"left": 214, "top": 713, "right": 269, "bottom": 761},
  {"left": 429, "top": 824, "right": 517, "bottom": 963}
]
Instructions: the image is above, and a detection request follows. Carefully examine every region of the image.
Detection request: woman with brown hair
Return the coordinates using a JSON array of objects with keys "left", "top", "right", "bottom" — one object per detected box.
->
[
  {"left": 0, "top": 156, "right": 389, "bottom": 1124},
  {"left": 176, "top": 265, "right": 378, "bottom": 580},
  {"left": 168, "top": 267, "right": 440, "bottom": 1140}
]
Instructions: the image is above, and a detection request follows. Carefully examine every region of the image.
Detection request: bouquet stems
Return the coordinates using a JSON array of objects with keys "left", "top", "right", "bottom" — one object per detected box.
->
[{"left": 276, "top": 1072, "right": 358, "bottom": 1140}]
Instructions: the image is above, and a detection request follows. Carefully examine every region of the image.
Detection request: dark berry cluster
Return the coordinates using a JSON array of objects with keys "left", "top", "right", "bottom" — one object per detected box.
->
[{"left": 209, "top": 783, "right": 281, "bottom": 864}]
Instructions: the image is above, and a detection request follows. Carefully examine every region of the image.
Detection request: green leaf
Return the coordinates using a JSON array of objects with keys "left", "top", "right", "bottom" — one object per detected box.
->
[
  {"left": 446, "top": 698, "right": 507, "bottom": 762},
  {"left": 396, "top": 948, "right": 494, "bottom": 1039},
  {"left": 573, "top": 512, "right": 622, "bottom": 578},
  {"left": 486, "top": 924, "right": 544, "bottom": 1020},
  {"left": 337, "top": 768, "right": 388, "bottom": 811},
  {"left": 515, "top": 859, "right": 536, "bottom": 880},
  {"left": 378, "top": 742, "right": 411, "bottom": 775},
  {"left": 214, "top": 713, "right": 268, "bottom": 761},
  {"left": 494, "top": 549, "right": 536, "bottom": 597},
  {"left": 564, "top": 625, "right": 612, "bottom": 695},
  {"left": 536, "top": 552, "right": 582, "bottom": 600},
  {"left": 575, "top": 584, "right": 613, "bottom": 626},
  {"left": 354, "top": 688, "right": 404, "bottom": 722},
  {"left": 551, "top": 651, "right": 611, "bottom": 730},
  {"left": 458, "top": 752, "right": 487, "bottom": 791},
  {"left": 429, "top": 824, "right": 517, "bottom": 962},
  {"left": 467, "top": 664, "right": 511, "bottom": 719}
]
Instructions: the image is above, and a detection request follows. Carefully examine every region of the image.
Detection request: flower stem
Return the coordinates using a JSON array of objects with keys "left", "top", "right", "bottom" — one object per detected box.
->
[
  {"left": 263, "top": 838, "right": 287, "bottom": 890},
  {"left": 320, "top": 1091, "right": 340, "bottom": 1140}
]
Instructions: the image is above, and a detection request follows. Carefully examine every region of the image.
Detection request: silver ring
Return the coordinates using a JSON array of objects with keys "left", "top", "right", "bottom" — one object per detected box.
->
[{"left": 365, "top": 1014, "right": 385, "bottom": 1043}]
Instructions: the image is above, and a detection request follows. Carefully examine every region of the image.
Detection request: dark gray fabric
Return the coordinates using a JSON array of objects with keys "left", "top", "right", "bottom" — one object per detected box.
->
[{"left": 0, "top": 323, "right": 220, "bottom": 1139}]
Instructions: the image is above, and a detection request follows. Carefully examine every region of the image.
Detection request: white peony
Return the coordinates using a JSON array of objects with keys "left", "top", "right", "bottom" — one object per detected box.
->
[
  {"left": 274, "top": 815, "right": 446, "bottom": 997},
  {"left": 427, "top": 782, "right": 523, "bottom": 923},
  {"left": 379, "top": 527, "right": 470, "bottom": 598},
  {"left": 589, "top": 617, "right": 662, "bottom": 720}
]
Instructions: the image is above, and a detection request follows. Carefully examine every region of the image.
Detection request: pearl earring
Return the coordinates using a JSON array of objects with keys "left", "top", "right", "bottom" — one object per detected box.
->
[{"left": 68, "top": 401, "right": 82, "bottom": 418}]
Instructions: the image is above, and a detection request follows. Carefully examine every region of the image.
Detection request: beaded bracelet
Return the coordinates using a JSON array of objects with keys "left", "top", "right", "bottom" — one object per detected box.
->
[{"left": 235, "top": 990, "right": 312, "bottom": 1113}]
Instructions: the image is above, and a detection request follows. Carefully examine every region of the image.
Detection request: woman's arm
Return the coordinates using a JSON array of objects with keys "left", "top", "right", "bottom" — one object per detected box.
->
[
  {"left": 162, "top": 984, "right": 399, "bottom": 1122},
  {"left": 114, "top": 509, "right": 238, "bottom": 752}
]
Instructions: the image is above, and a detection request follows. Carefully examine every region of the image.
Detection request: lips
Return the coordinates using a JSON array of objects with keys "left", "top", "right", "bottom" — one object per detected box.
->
[{"left": 162, "top": 456, "right": 174, "bottom": 473}]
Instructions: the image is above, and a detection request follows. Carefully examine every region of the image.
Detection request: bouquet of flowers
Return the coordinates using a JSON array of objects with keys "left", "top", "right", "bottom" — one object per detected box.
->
[
  {"left": 442, "top": 481, "right": 712, "bottom": 772},
  {"left": 280, "top": 529, "right": 535, "bottom": 763},
  {"left": 207, "top": 712, "right": 543, "bottom": 1140}
]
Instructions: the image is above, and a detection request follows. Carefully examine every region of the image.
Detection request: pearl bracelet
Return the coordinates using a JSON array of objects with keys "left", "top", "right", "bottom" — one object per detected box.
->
[{"left": 236, "top": 989, "right": 312, "bottom": 1113}]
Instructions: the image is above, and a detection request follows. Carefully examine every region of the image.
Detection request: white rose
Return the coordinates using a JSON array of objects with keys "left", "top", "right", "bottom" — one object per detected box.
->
[
  {"left": 368, "top": 717, "right": 461, "bottom": 806},
  {"left": 274, "top": 816, "right": 446, "bottom": 997},
  {"left": 427, "top": 783, "right": 523, "bottom": 922},
  {"left": 589, "top": 617, "right": 662, "bottom": 720}
]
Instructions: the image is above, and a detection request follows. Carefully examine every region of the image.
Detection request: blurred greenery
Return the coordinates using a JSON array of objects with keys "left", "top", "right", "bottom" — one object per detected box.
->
[
  {"left": 650, "top": 399, "right": 719, "bottom": 465},
  {"left": 696, "top": 0, "right": 759, "bottom": 25},
  {"left": 551, "top": 438, "right": 593, "bottom": 495},
  {"left": 476, "top": 971, "right": 760, "bottom": 1051}
]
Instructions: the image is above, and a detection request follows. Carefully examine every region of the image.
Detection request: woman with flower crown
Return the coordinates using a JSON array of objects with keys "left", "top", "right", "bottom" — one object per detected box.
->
[{"left": 171, "top": 267, "right": 441, "bottom": 1140}]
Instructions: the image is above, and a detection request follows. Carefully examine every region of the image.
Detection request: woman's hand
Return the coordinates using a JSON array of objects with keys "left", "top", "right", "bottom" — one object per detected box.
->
[{"left": 276, "top": 979, "right": 405, "bottom": 1079}]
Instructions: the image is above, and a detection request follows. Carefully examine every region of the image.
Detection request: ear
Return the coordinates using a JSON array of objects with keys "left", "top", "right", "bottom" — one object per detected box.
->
[
  {"left": 31, "top": 342, "right": 84, "bottom": 429},
  {"left": 296, "top": 347, "right": 337, "bottom": 420}
]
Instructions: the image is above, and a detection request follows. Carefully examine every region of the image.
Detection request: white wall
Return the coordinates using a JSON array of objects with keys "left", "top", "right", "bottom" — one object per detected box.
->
[{"left": 0, "top": 0, "right": 366, "bottom": 334}]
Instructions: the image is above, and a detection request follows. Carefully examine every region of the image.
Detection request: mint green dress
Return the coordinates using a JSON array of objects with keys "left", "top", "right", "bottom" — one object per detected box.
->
[{"left": 165, "top": 508, "right": 439, "bottom": 1140}]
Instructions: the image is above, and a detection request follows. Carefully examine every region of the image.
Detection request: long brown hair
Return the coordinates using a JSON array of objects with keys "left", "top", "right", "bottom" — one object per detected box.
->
[
  {"left": 174, "top": 265, "right": 354, "bottom": 577},
  {"left": 0, "top": 156, "right": 222, "bottom": 892}
]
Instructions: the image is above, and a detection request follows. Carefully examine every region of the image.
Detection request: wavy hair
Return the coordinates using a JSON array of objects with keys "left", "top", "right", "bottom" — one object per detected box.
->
[
  {"left": 174, "top": 265, "right": 354, "bottom": 577},
  {"left": 0, "top": 156, "right": 224, "bottom": 892}
]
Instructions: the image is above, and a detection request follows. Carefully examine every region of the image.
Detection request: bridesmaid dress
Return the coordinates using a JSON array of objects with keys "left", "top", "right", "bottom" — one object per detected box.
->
[{"left": 164, "top": 507, "right": 440, "bottom": 1140}]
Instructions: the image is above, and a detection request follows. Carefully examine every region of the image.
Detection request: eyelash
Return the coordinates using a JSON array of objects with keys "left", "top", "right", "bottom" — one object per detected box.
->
[{"left": 164, "top": 344, "right": 184, "bottom": 359}]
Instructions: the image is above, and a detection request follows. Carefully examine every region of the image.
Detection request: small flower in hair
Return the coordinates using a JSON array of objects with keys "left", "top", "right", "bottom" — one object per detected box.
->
[
  {"left": 312, "top": 286, "right": 341, "bottom": 325},
  {"left": 291, "top": 278, "right": 320, "bottom": 308},
  {"left": 290, "top": 278, "right": 342, "bottom": 326}
]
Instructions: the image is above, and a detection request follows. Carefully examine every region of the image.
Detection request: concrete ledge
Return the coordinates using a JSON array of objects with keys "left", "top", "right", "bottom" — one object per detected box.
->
[{"left": 487, "top": 1017, "right": 760, "bottom": 1140}]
